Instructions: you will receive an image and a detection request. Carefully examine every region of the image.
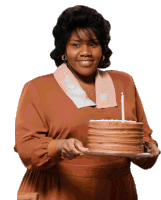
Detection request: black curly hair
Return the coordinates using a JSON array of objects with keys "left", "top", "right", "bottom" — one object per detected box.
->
[{"left": 50, "top": 5, "right": 112, "bottom": 68}]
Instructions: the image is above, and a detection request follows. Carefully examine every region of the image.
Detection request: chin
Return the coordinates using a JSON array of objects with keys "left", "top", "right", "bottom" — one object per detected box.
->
[
  {"left": 79, "top": 71, "right": 96, "bottom": 77},
  {"left": 78, "top": 67, "right": 97, "bottom": 76}
]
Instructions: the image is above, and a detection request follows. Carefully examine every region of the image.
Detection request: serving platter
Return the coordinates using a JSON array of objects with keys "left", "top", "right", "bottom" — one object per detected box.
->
[{"left": 84, "top": 151, "right": 151, "bottom": 158}]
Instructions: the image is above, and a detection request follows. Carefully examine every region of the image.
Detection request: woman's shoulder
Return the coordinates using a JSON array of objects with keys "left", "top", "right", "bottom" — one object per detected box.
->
[
  {"left": 22, "top": 73, "right": 58, "bottom": 94},
  {"left": 24, "top": 73, "right": 56, "bottom": 87},
  {"left": 30, "top": 73, "right": 55, "bottom": 84},
  {"left": 107, "top": 69, "right": 133, "bottom": 78},
  {"left": 99, "top": 69, "right": 135, "bottom": 88},
  {"left": 106, "top": 69, "right": 134, "bottom": 83}
]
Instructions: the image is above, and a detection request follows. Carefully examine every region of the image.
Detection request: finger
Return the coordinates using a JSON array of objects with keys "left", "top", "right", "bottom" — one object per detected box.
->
[
  {"left": 62, "top": 141, "right": 76, "bottom": 159},
  {"left": 65, "top": 141, "right": 78, "bottom": 157},
  {"left": 74, "top": 140, "right": 89, "bottom": 153},
  {"left": 62, "top": 148, "right": 77, "bottom": 160},
  {"left": 149, "top": 153, "right": 159, "bottom": 158},
  {"left": 146, "top": 148, "right": 152, "bottom": 153},
  {"left": 62, "top": 154, "right": 74, "bottom": 160},
  {"left": 61, "top": 148, "right": 71, "bottom": 158},
  {"left": 67, "top": 141, "right": 83, "bottom": 156},
  {"left": 146, "top": 143, "right": 160, "bottom": 156},
  {"left": 151, "top": 150, "right": 160, "bottom": 157},
  {"left": 63, "top": 139, "right": 83, "bottom": 158}
]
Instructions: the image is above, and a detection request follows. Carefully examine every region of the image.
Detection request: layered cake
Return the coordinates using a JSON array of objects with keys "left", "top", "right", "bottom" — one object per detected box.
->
[{"left": 88, "top": 120, "right": 144, "bottom": 154}]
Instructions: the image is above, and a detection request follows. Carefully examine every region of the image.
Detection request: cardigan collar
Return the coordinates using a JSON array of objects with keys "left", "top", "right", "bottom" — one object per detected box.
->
[{"left": 53, "top": 63, "right": 117, "bottom": 109}]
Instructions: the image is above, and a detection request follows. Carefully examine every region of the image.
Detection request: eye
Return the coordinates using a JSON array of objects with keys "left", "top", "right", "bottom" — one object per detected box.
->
[
  {"left": 90, "top": 42, "right": 96, "bottom": 47},
  {"left": 89, "top": 41, "right": 99, "bottom": 47},
  {"left": 71, "top": 43, "right": 80, "bottom": 47}
]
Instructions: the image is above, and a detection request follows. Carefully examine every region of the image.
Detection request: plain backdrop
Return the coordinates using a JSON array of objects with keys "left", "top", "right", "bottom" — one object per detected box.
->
[{"left": 1, "top": 1, "right": 161, "bottom": 199}]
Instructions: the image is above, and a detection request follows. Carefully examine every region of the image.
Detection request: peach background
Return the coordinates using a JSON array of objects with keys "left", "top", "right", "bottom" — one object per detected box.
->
[{"left": 1, "top": 1, "right": 160, "bottom": 199}]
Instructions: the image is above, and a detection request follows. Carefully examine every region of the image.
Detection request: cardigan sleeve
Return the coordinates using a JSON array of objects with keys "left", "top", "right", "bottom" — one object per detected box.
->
[
  {"left": 14, "top": 81, "right": 63, "bottom": 170},
  {"left": 133, "top": 79, "right": 158, "bottom": 145}
]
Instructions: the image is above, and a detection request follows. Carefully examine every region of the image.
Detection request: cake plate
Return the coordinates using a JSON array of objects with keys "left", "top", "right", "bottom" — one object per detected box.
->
[{"left": 84, "top": 151, "right": 151, "bottom": 158}]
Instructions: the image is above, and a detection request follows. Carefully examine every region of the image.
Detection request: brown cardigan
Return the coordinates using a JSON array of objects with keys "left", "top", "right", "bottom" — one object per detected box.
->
[{"left": 15, "top": 70, "right": 157, "bottom": 200}]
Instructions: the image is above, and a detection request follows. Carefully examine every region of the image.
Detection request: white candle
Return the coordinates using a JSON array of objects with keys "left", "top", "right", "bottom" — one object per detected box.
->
[{"left": 121, "top": 92, "right": 125, "bottom": 121}]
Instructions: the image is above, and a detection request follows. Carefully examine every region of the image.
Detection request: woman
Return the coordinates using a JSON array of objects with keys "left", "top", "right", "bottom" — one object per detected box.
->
[{"left": 15, "top": 5, "right": 160, "bottom": 200}]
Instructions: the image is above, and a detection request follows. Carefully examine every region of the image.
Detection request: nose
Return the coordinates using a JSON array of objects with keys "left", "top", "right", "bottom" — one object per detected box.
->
[{"left": 80, "top": 44, "right": 92, "bottom": 57}]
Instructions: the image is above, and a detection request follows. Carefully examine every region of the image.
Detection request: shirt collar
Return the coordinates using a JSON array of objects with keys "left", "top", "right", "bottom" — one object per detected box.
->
[{"left": 53, "top": 63, "right": 117, "bottom": 109}]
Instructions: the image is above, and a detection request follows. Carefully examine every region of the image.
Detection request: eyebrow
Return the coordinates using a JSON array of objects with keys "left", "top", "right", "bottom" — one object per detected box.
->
[{"left": 69, "top": 39, "right": 99, "bottom": 42}]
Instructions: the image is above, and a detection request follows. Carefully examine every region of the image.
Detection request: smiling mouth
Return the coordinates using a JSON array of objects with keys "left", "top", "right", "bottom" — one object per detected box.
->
[{"left": 77, "top": 60, "right": 93, "bottom": 63}]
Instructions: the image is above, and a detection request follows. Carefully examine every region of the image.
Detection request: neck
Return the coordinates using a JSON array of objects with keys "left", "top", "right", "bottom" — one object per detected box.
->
[
  {"left": 76, "top": 73, "right": 96, "bottom": 85},
  {"left": 67, "top": 65, "right": 97, "bottom": 85}
]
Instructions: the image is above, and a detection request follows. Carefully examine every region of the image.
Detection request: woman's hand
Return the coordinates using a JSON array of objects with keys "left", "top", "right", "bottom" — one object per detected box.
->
[
  {"left": 144, "top": 142, "right": 160, "bottom": 156},
  {"left": 56, "top": 138, "right": 89, "bottom": 160},
  {"left": 130, "top": 142, "right": 160, "bottom": 169}
]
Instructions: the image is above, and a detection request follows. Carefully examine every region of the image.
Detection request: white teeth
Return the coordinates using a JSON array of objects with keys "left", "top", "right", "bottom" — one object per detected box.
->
[{"left": 80, "top": 61, "right": 92, "bottom": 63}]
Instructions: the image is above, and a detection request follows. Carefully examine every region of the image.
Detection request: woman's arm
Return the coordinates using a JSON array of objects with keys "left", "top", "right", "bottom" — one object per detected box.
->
[
  {"left": 130, "top": 78, "right": 160, "bottom": 168},
  {"left": 15, "top": 81, "right": 89, "bottom": 170},
  {"left": 130, "top": 142, "right": 160, "bottom": 169},
  {"left": 15, "top": 81, "right": 64, "bottom": 170}
]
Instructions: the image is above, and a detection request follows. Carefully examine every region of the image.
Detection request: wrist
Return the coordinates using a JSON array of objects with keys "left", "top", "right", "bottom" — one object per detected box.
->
[{"left": 56, "top": 139, "right": 67, "bottom": 156}]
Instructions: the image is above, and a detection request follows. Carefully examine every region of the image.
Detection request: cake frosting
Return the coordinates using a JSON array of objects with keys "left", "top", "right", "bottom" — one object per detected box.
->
[{"left": 88, "top": 119, "right": 144, "bottom": 154}]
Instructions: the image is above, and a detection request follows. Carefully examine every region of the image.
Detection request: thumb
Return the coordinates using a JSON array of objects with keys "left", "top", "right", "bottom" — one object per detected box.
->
[{"left": 74, "top": 139, "right": 89, "bottom": 152}]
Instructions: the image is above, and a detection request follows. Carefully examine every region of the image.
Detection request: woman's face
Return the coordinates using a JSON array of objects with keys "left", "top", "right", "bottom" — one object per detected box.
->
[{"left": 65, "top": 28, "right": 102, "bottom": 78}]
